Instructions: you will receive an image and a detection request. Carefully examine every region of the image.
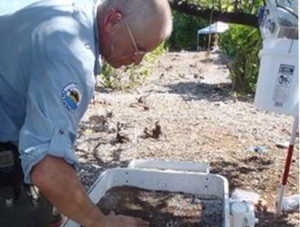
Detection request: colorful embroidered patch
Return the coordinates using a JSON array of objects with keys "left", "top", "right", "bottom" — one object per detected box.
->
[{"left": 61, "top": 83, "right": 82, "bottom": 112}]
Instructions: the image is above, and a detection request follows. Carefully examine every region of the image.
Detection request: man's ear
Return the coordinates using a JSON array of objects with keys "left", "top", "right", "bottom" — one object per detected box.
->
[{"left": 103, "top": 8, "right": 123, "bottom": 32}]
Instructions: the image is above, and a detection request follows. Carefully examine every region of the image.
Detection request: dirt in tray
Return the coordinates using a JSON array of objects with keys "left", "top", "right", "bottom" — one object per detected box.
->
[{"left": 96, "top": 185, "right": 224, "bottom": 227}]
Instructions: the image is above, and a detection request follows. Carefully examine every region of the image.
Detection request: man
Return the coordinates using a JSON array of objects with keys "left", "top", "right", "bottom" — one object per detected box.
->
[{"left": 0, "top": 0, "right": 173, "bottom": 226}]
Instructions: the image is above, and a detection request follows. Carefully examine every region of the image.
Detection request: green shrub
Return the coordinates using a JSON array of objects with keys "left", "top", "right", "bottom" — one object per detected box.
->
[
  {"left": 167, "top": 11, "right": 206, "bottom": 51},
  {"left": 220, "top": 24, "right": 262, "bottom": 94}
]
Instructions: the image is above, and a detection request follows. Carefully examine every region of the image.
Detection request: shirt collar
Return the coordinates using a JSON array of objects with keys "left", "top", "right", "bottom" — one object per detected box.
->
[{"left": 93, "top": 1, "right": 102, "bottom": 75}]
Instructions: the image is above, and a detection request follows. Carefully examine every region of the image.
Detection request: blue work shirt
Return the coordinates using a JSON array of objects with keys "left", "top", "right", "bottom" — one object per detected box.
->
[{"left": 0, "top": 0, "right": 101, "bottom": 183}]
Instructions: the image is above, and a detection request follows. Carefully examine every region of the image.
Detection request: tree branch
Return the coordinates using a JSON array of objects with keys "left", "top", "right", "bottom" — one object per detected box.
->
[{"left": 169, "top": 0, "right": 259, "bottom": 28}]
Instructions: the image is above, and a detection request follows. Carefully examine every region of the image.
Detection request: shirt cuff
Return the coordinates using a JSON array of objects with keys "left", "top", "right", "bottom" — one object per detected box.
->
[{"left": 20, "top": 127, "right": 79, "bottom": 184}]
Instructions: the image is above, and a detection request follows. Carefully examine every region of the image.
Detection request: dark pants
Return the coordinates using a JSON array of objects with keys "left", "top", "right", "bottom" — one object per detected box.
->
[
  {"left": 0, "top": 185, "right": 53, "bottom": 227},
  {"left": 0, "top": 142, "right": 53, "bottom": 227}
]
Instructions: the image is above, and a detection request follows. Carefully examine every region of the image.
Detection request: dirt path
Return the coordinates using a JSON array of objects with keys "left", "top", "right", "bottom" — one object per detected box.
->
[{"left": 76, "top": 51, "right": 299, "bottom": 226}]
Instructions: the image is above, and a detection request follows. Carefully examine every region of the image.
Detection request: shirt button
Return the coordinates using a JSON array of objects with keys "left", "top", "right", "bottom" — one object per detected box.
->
[{"left": 59, "top": 129, "right": 64, "bottom": 135}]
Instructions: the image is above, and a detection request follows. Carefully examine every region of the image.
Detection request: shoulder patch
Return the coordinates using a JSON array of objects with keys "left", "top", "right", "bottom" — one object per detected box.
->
[{"left": 61, "top": 83, "right": 82, "bottom": 112}]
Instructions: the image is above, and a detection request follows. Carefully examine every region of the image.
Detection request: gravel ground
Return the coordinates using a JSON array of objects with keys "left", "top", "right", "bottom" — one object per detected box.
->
[{"left": 75, "top": 51, "right": 299, "bottom": 226}]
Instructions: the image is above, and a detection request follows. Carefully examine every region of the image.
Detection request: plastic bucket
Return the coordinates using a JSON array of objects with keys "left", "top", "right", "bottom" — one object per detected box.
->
[{"left": 254, "top": 38, "right": 298, "bottom": 116}]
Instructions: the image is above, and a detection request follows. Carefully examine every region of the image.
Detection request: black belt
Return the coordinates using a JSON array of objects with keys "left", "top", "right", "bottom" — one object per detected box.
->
[{"left": 0, "top": 143, "right": 15, "bottom": 171}]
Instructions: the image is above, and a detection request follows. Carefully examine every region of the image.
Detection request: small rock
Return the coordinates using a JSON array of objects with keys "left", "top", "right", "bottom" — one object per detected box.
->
[{"left": 276, "top": 141, "right": 289, "bottom": 149}]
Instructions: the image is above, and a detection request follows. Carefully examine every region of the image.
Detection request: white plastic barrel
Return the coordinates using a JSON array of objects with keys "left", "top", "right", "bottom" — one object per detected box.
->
[{"left": 254, "top": 38, "right": 298, "bottom": 116}]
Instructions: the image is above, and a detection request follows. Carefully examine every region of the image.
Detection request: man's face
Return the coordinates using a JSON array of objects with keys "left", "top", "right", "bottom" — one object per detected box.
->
[{"left": 100, "top": 14, "right": 159, "bottom": 69}]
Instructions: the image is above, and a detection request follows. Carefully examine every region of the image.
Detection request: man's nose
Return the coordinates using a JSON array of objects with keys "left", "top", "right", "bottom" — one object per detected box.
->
[{"left": 132, "top": 54, "right": 144, "bottom": 65}]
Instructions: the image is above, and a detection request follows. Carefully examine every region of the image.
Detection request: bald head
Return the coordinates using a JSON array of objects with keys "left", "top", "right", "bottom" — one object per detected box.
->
[
  {"left": 97, "top": 0, "right": 172, "bottom": 68},
  {"left": 100, "top": 0, "right": 172, "bottom": 44}
]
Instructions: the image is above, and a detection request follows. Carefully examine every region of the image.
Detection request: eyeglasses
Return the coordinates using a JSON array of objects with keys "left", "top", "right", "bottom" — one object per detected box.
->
[{"left": 123, "top": 18, "right": 147, "bottom": 57}]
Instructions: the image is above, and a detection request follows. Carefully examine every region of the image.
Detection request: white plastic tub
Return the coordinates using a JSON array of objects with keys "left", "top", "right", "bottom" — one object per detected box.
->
[
  {"left": 127, "top": 159, "right": 210, "bottom": 173},
  {"left": 61, "top": 160, "right": 230, "bottom": 227}
]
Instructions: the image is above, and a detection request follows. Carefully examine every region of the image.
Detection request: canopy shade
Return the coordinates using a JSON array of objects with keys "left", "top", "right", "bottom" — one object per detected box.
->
[{"left": 197, "top": 21, "right": 229, "bottom": 34}]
